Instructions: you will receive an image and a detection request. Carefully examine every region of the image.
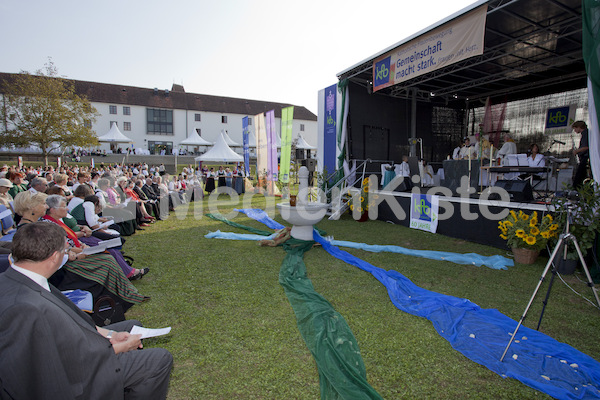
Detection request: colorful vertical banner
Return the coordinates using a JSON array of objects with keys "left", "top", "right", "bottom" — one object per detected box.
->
[
  {"left": 409, "top": 193, "right": 439, "bottom": 233},
  {"left": 266, "top": 110, "right": 278, "bottom": 181},
  {"left": 255, "top": 113, "right": 268, "bottom": 181},
  {"left": 583, "top": 0, "right": 600, "bottom": 181},
  {"left": 91, "top": 158, "right": 95, "bottom": 169},
  {"left": 279, "top": 106, "right": 294, "bottom": 183},
  {"left": 324, "top": 84, "right": 337, "bottom": 177},
  {"left": 242, "top": 117, "right": 250, "bottom": 176}
]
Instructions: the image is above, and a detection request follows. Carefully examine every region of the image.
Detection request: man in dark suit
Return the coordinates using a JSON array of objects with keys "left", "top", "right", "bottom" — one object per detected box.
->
[
  {"left": 0, "top": 223, "right": 173, "bottom": 399},
  {"left": 142, "top": 178, "right": 158, "bottom": 201}
]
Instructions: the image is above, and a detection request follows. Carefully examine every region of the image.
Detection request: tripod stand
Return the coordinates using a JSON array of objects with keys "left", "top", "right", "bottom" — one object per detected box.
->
[{"left": 500, "top": 205, "right": 600, "bottom": 362}]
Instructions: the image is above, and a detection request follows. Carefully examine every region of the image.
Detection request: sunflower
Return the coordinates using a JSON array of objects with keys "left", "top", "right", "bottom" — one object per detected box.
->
[
  {"left": 500, "top": 234, "right": 508, "bottom": 240},
  {"left": 516, "top": 229, "right": 526, "bottom": 238},
  {"left": 529, "top": 218, "right": 538, "bottom": 227},
  {"left": 524, "top": 236, "right": 536, "bottom": 245},
  {"left": 349, "top": 204, "right": 354, "bottom": 211},
  {"left": 530, "top": 226, "right": 540, "bottom": 236},
  {"left": 541, "top": 231, "right": 550, "bottom": 239},
  {"left": 510, "top": 210, "right": 518, "bottom": 221},
  {"left": 505, "top": 221, "right": 513, "bottom": 228},
  {"left": 521, "top": 214, "right": 529, "bottom": 221},
  {"left": 549, "top": 224, "right": 559, "bottom": 231}
]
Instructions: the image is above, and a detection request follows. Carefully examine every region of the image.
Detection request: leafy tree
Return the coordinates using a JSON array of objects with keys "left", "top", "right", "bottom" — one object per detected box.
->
[{"left": 0, "top": 60, "right": 99, "bottom": 165}]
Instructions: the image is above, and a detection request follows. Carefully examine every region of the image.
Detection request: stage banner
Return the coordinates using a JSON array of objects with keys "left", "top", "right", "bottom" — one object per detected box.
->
[
  {"left": 255, "top": 113, "right": 268, "bottom": 181},
  {"left": 409, "top": 193, "right": 439, "bottom": 233},
  {"left": 265, "top": 110, "right": 278, "bottom": 181},
  {"left": 544, "top": 105, "right": 577, "bottom": 134},
  {"left": 279, "top": 106, "right": 294, "bottom": 183},
  {"left": 583, "top": 0, "right": 600, "bottom": 181},
  {"left": 324, "top": 84, "right": 337, "bottom": 177},
  {"left": 242, "top": 117, "right": 250, "bottom": 176},
  {"left": 373, "top": 5, "right": 487, "bottom": 92}
]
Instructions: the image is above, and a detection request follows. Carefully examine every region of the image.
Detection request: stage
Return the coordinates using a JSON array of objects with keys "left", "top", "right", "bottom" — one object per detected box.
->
[{"left": 374, "top": 190, "right": 553, "bottom": 249}]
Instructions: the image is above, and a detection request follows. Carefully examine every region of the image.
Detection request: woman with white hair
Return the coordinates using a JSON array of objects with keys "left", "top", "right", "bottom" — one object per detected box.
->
[
  {"left": 13, "top": 191, "right": 148, "bottom": 306},
  {"left": 497, "top": 133, "right": 517, "bottom": 163}
]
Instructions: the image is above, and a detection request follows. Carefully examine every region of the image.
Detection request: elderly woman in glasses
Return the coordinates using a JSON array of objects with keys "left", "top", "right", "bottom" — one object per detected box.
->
[
  {"left": 13, "top": 191, "right": 147, "bottom": 306},
  {"left": 45, "top": 194, "right": 148, "bottom": 280}
]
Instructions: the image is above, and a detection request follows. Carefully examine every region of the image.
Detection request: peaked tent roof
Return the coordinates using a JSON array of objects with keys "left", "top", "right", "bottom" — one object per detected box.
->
[
  {"left": 179, "top": 130, "right": 213, "bottom": 146},
  {"left": 97, "top": 122, "right": 134, "bottom": 143},
  {"left": 195, "top": 132, "right": 243, "bottom": 162},
  {"left": 222, "top": 130, "right": 241, "bottom": 147},
  {"left": 296, "top": 133, "right": 316, "bottom": 149}
]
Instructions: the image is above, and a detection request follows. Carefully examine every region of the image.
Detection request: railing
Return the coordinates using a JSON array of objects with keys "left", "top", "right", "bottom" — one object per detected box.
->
[{"left": 319, "top": 159, "right": 373, "bottom": 220}]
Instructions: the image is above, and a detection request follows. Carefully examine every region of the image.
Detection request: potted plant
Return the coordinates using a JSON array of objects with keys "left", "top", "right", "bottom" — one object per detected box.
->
[
  {"left": 551, "top": 181, "right": 600, "bottom": 274},
  {"left": 498, "top": 210, "right": 559, "bottom": 264}
]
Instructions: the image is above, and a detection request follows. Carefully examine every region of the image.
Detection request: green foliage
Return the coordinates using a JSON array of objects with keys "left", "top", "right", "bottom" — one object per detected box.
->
[
  {"left": 552, "top": 181, "right": 600, "bottom": 259},
  {"left": 0, "top": 59, "right": 99, "bottom": 164}
]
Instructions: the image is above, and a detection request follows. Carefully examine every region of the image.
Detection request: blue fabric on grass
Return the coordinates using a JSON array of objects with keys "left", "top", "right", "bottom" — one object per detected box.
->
[
  {"left": 235, "top": 208, "right": 285, "bottom": 230},
  {"left": 235, "top": 208, "right": 513, "bottom": 270},
  {"left": 205, "top": 230, "right": 277, "bottom": 241},
  {"left": 313, "top": 231, "right": 600, "bottom": 400}
]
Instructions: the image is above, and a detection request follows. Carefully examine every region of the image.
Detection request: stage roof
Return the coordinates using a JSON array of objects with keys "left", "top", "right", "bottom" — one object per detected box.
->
[{"left": 337, "top": 0, "right": 585, "bottom": 108}]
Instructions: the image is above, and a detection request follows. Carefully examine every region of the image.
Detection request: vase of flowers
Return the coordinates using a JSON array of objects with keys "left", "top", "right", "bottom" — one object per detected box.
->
[
  {"left": 348, "top": 178, "right": 370, "bottom": 221},
  {"left": 498, "top": 210, "right": 559, "bottom": 264}
]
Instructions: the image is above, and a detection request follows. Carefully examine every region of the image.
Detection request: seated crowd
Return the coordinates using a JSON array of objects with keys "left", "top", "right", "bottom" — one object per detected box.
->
[{"left": 0, "top": 162, "right": 189, "bottom": 397}]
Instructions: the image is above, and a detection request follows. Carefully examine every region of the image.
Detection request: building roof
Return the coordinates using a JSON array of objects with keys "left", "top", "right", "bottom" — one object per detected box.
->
[
  {"left": 0, "top": 73, "right": 317, "bottom": 121},
  {"left": 337, "top": 0, "right": 585, "bottom": 108}
]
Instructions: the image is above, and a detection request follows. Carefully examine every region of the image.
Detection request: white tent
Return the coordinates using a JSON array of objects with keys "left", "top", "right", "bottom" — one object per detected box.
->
[
  {"left": 97, "top": 122, "right": 134, "bottom": 143},
  {"left": 195, "top": 132, "right": 243, "bottom": 162},
  {"left": 179, "top": 130, "right": 213, "bottom": 146},
  {"left": 222, "top": 130, "right": 241, "bottom": 147},
  {"left": 296, "top": 133, "right": 316, "bottom": 149}
]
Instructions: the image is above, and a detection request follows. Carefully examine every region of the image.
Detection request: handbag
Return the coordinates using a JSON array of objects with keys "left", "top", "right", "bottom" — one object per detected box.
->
[{"left": 92, "top": 295, "right": 126, "bottom": 326}]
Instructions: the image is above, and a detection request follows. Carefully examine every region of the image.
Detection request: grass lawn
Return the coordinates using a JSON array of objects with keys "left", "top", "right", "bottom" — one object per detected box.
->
[{"left": 125, "top": 194, "right": 600, "bottom": 399}]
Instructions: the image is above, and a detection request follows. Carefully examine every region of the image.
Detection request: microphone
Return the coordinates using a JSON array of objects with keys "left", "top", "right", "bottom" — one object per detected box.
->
[{"left": 553, "top": 139, "right": 566, "bottom": 145}]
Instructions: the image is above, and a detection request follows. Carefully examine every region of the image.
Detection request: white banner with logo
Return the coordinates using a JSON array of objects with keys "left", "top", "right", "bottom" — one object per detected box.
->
[
  {"left": 409, "top": 193, "right": 439, "bottom": 233},
  {"left": 373, "top": 5, "right": 487, "bottom": 92}
]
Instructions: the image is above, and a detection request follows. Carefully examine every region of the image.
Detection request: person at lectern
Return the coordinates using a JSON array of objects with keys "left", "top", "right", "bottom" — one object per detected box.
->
[
  {"left": 474, "top": 133, "right": 492, "bottom": 159},
  {"left": 459, "top": 138, "right": 476, "bottom": 159},
  {"left": 572, "top": 120, "right": 589, "bottom": 189},
  {"left": 497, "top": 133, "right": 517, "bottom": 164}
]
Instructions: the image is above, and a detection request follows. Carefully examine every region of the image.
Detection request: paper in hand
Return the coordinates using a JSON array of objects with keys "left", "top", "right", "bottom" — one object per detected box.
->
[{"left": 130, "top": 325, "right": 171, "bottom": 339}]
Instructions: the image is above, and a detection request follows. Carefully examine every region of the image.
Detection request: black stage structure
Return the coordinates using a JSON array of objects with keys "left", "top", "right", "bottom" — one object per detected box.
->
[
  {"left": 337, "top": 0, "right": 585, "bottom": 168},
  {"left": 334, "top": 0, "right": 585, "bottom": 247}
]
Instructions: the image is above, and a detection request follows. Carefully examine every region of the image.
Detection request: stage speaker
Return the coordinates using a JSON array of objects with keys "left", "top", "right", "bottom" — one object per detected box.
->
[
  {"left": 494, "top": 180, "right": 533, "bottom": 202},
  {"left": 301, "top": 159, "right": 316, "bottom": 171}
]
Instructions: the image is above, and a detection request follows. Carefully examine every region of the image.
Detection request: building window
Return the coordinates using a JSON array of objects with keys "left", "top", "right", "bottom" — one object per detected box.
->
[
  {"left": 109, "top": 105, "right": 117, "bottom": 114},
  {"left": 248, "top": 118, "right": 252, "bottom": 126},
  {"left": 123, "top": 106, "right": 131, "bottom": 115},
  {"left": 123, "top": 122, "right": 131, "bottom": 131},
  {"left": 195, "top": 113, "right": 201, "bottom": 122},
  {"left": 110, "top": 121, "right": 118, "bottom": 128},
  {"left": 146, "top": 108, "right": 173, "bottom": 135},
  {"left": 221, "top": 116, "right": 228, "bottom": 123},
  {"left": 196, "top": 128, "right": 202, "bottom": 136},
  {"left": 300, "top": 124, "right": 305, "bottom": 131}
]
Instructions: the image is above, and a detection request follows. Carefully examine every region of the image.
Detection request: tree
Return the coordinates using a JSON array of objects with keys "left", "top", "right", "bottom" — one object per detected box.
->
[{"left": 0, "top": 60, "right": 99, "bottom": 165}]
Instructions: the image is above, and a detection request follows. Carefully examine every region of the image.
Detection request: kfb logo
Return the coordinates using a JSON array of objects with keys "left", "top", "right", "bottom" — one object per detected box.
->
[
  {"left": 374, "top": 56, "right": 391, "bottom": 87},
  {"left": 414, "top": 195, "right": 432, "bottom": 222},
  {"left": 546, "top": 106, "right": 570, "bottom": 129}
]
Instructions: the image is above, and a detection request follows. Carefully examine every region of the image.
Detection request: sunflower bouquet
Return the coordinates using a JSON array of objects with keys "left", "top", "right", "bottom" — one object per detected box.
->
[
  {"left": 348, "top": 177, "right": 370, "bottom": 215},
  {"left": 498, "top": 210, "right": 559, "bottom": 251}
]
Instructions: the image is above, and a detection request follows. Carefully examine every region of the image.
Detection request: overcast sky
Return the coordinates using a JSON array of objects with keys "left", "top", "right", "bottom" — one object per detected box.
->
[{"left": 0, "top": 0, "right": 476, "bottom": 115}]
